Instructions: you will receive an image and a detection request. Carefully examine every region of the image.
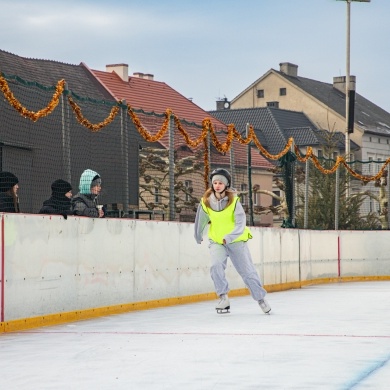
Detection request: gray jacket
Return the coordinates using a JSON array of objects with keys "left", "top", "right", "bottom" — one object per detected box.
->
[{"left": 71, "top": 193, "right": 99, "bottom": 218}]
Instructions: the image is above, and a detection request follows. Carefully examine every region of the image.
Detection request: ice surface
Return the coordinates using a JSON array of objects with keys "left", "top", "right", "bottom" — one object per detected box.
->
[{"left": 0, "top": 281, "right": 389, "bottom": 389}]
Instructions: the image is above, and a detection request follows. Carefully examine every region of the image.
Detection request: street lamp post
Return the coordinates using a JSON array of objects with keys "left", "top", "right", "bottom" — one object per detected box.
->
[{"left": 339, "top": 0, "right": 370, "bottom": 197}]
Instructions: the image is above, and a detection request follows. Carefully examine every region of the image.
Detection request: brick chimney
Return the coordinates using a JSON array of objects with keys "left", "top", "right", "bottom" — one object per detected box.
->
[
  {"left": 106, "top": 63, "right": 129, "bottom": 82},
  {"left": 279, "top": 62, "right": 298, "bottom": 77},
  {"left": 333, "top": 75, "right": 356, "bottom": 94}
]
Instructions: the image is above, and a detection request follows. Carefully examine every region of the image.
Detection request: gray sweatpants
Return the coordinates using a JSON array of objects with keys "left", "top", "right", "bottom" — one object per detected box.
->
[{"left": 208, "top": 240, "right": 267, "bottom": 301}]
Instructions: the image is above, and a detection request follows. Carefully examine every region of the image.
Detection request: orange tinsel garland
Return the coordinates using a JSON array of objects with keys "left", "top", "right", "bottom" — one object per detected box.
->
[{"left": 0, "top": 76, "right": 65, "bottom": 122}]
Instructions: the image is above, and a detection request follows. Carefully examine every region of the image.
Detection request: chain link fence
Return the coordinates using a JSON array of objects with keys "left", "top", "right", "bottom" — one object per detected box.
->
[{"left": 1, "top": 73, "right": 389, "bottom": 229}]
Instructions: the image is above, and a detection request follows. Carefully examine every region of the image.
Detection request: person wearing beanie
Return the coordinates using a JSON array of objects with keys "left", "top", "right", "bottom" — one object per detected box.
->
[
  {"left": 0, "top": 171, "right": 20, "bottom": 213},
  {"left": 194, "top": 168, "right": 271, "bottom": 315},
  {"left": 71, "top": 169, "right": 104, "bottom": 218},
  {"left": 39, "top": 179, "right": 73, "bottom": 217}
]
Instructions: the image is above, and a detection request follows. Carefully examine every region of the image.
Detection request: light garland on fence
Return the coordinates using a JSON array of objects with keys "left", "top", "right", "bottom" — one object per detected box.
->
[
  {"left": 127, "top": 106, "right": 170, "bottom": 142},
  {"left": 295, "top": 145, "right": 390, "bottom": 182},
  {"left": 68, "top": 97, "right": 120, "bottom": 132},
  {"left": 2, "top": 74, "right": 390, "bottom": 184},
  {"left": 0, "top": 76, "right": 65, "bottom": 122}
]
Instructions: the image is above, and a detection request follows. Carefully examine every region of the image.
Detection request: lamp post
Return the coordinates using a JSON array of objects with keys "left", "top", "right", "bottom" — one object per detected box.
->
[{"left": 339, "top": 0, "right": 371, "bottom": 197}]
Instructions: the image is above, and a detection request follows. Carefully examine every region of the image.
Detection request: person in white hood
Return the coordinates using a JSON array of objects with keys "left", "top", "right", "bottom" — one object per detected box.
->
[{"left": 194, "top": 168, "right": 271, "bottom": 314}]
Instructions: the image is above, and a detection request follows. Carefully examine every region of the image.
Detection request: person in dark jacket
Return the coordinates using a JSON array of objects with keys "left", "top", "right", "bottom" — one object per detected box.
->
[
  {"left": 39, "top": 179, "right": 73, "bottom": 217},
  {"left": 71, "top": 169, "right": 104, "bottom": 218},
  {"left": 0, "top": 171, "right": 20, "bottom": 213}
]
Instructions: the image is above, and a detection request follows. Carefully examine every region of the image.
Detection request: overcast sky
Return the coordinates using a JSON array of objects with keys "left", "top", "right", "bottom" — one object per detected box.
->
[{"left": 1, "top": 0, "right": 389, "bottom": 112}]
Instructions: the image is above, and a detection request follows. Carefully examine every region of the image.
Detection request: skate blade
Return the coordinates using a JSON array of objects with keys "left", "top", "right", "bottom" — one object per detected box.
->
[{"left": 216, "top": 307, "right": 230, "bottom": 314}]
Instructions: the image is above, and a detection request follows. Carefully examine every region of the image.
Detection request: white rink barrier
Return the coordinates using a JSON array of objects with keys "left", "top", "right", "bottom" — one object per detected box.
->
[{"left": 0, "top": 214, "right": 389, "bottom": 331}]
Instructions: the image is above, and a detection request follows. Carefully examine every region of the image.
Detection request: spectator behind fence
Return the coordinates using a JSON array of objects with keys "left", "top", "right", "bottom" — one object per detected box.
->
[
  {"left": 0, "top": 171, "right": 20, "bottom": 213},
  {"left": 71, "top": 169, "right": 104, "bottom": 218},
  {"left": 39, "top": 179, "right": 73, "bottom": 218}
]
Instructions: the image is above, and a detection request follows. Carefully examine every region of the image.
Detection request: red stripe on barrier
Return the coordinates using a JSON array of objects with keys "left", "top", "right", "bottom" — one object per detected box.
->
[{"left": 1, "top": 215, "right": 4, "bottom": 322}]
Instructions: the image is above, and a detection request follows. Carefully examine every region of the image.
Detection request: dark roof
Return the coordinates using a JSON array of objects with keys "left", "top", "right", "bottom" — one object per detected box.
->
[
  {"left": 209, "top": 106, "right": 321, "bottom": 155},
  {"left": 273, "top": 69, "right": 390, "bottom": 136},
  {"left": 0, "top": 49, "right": 112, "bottom": 100}
]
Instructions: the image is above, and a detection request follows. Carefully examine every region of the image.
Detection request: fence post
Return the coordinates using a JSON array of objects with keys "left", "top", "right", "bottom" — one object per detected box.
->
[
  {"left": 168, "top": 114, "right": 175, "bottom": 221},
  {"left": 61, "top": 84, "right": 71, "bottom": 183},
  {"left": 335, "top": 165, "right": 340, "bottom": 230},
  {"left": 304, "top": 159, "right": 309, "bottom": 229},
  {"left": 387, "top": 168, "right": 390, "bottom": 229},
  {"left": 121, "top": 101, "right": 129, "bottom": 216},
  {"left": 291, "top": 139, "right": 296, "bottom": 228},
  {"left": 229, "top": 138, "right": 235, "bottom": 188},
  {"left": 246, "top": 123, "right": 254, "bottom": 226}
]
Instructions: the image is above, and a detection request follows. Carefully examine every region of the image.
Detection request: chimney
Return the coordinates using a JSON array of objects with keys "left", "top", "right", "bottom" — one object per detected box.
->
[
  {"left": 106, "top": 63, "right": 129, "bottom": 82},
  {"left": 144, "top": 73, "right": 154, "bottom": 80},
  {"left": 132, "top": 72, "right": 154, "bottom": 80},
  {"left": 333, "top": 75, "right": 356, "bottom": 94},
  {"left": 279, "top": 62, "right": 298, "bottom": 77}
]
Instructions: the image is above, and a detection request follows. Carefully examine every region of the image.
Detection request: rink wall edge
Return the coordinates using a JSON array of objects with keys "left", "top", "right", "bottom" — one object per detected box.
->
[{"left": 1, "top": 277, "right": 390, "bottom": 333}]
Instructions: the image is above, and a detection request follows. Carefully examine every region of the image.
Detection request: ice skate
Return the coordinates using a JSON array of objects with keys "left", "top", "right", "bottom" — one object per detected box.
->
[
  {"left": 258, "top": 299, "right": 271, "bottom": 314},
  {"left": 215, "top": 294, "right": 230, "bottom": 314}
]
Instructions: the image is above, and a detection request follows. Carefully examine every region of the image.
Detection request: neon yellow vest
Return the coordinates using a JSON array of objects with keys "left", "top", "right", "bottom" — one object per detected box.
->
[{"left": 201, "top": 197, "right": 252, "bottom": 244}]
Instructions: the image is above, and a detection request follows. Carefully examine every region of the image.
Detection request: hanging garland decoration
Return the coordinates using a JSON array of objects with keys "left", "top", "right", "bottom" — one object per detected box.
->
[
  {"left": 2, "top": 73, "right": 390, "bottom": 184},
  {"left": 0, "top": 76, "right": 65, "bottom": 122},
  {"left": 201, "top": 118, "right": 234, "bottom": 154},
  {"left": 128, "top": 105, "right": 171, "bottom": 142},
  {"left": 295, "top": 144, "right": 390, "bottom": 182},
  {"left": 341, "top": 157, "right": 390, "bottom": 182},
  {"left": 203, "top": 136, "right": 210, "bottom": 191},
  {"left": 67, "top": 97, "right": 120, "bottom": 132},
  {"left": 173, "top": 113, "right": 207, "bottom": 148},
  {"left": 231, "top": 124, "right": 293, "bottom": 160},
  {"left": 294, "top": 145, "right": 314, "bottom": 162}
]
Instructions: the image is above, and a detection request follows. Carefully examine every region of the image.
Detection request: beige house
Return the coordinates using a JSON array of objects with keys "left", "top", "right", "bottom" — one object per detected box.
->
[
  {"left": 230, "top": 62, "right": 390, "bottom": 219},
  {"left": 230, "top": 62, "right": 390, "bottom": 162}
]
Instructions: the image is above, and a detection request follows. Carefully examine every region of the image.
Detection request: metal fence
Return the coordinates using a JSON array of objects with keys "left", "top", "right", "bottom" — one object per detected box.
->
[{"left": 1, "top": 72, "right": 389, "bottom": 229}]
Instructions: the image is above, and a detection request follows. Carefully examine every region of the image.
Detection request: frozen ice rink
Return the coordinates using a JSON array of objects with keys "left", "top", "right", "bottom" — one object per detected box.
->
[{"left": 1, "top": 281, "right": 389, "bottom": 389}]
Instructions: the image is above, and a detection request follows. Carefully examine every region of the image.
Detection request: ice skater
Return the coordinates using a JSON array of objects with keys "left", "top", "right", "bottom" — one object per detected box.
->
[{"left": 194, "top": 168, "right": 271, "bottom": 314}]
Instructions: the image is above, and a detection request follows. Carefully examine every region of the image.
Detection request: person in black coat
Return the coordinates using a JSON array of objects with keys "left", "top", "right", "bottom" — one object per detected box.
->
[
  {"left": 0, "top": 171, "right": 20, "bottom": 213},
  {"left": 39, "top": 179, "right": 73, "bottom": 217}
]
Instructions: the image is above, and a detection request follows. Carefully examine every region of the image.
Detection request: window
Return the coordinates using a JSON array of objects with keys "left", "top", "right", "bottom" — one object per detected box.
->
[
  {"left": 317, "top": 150, "right": 323, "bottom": 158},
  {"left": 154, "top": 187, "right": 160, "bottom": 203},
  {"left": 257, "top": 89, "right": 264, "bottom": 98},
  {"left": 272, "top": 191, "right": 280, "bottom": 207},
  {"left": 266, "top": 101, "right": 279, "bottom": 108},
  {"left": 240, "top": 183, "right": 248, "bottom": 205},
  {"left": 253, "top": 191, "right": 260, "bottom": 206},
  {"left": 333, "top": 151, "right": 338, "bottom": 161},
  {"left": 378, "top": 138, "right": 381, "bottom": 143},
  {"left": 279, "top": 88, "right": 286, "bottom": 96},
  {"left": 184, "top": 180, "right": 192, "bottom": 202},
  {"left": 377, "top": 158, "right": 382, "bottom": 174},
  {"left": 368, "top": 157, "right": 373, "bottom": 174}
]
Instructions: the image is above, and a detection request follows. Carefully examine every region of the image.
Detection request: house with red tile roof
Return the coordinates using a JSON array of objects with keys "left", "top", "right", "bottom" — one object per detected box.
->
[{"left": 89, "top": 63, "right": 275, "bottom": 225}]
